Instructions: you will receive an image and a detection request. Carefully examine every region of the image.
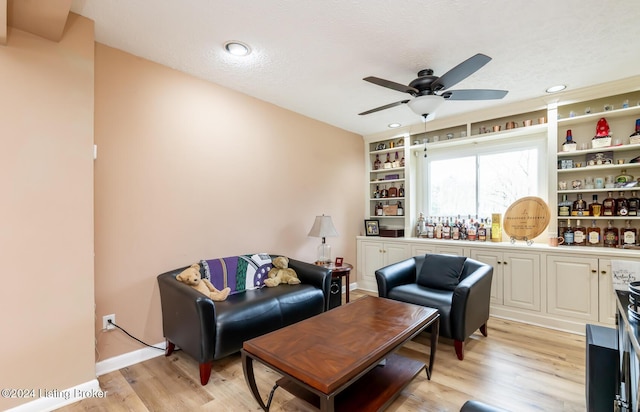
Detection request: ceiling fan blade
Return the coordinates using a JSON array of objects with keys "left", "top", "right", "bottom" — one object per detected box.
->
[
  {"left": 358, "top": 100, "right": 410, "bottom": 115},
  {"left": 430, "top": 53, "right": 492, "bottom": 92},
  {"left": 363, "top": 76, "right": 419, "bottom": 95},
  {"left": 441, "top": 89, "right": 508, "bottom": 101}
]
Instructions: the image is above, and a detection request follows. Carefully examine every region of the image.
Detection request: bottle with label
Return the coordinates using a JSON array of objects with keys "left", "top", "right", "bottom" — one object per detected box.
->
[
  {"left": 477, "top": 219, "right": 487, "bottom": 241},
  {"left": 603, "top": 191, "right": 617, "bottom": 216},
  {"left": 373, "top": 185, "right": 380, "bottom": 199},
  {"left": 589, "top": 194, "right": 602, "bottom": 217},
  {"left": 435, "top": 218, "right": 443, "bottom": 239},
  {"left": 396, "top": 201, "right": 404, "bottom": 216},
  {"left": 573, "top": 219, "right": 586, "bottom": 246},
  {"left": 384, "top": 153, "right": 392, "bottom": 169},
  {"left": 562, "top": 129, "right": 577, "bottom": 152},
  {"left": 587, "top": 220, "right": 601, "bottom": 246},
  {"left": 380, "top": 185, "right": 388, "bottom": 198},
  {"left": 622, "top": 220, "right": 637, "bottom": 246},
  {"left": 400, "top": 153, "right": 405, "bottom": 167},
  {"left": 558, "top": 194, "right": 572, "bottom": 217},
  {"left": 629, "top": 191, "right": 640, "bottom": 216},
  {"left": 630, "top": 119, "right": 640, "bottom": 142},
  {"left": 392, "top": 152, "right": 400, "bottom": 168},
  {"left": 426, "top": 217, "right": 435, "bottom": 239},
  {"left": 443, "top": 218, "right": 451, "bottom": 239},
  {"left": 388, "top": 183, "right": 398, "bottom": 198},
  {"left": 616, "top": 191, "right": 629, "bottom": 216},
  {"left": 376, "top": 202, "right": 383, "bottom": 216},
  {"left": 616, "top": 169, "right": 634, "bottom": 185},
  {"left": 563, "top": 219, "right": 575, "bottom": 246},
  {"left": 398, "top": 183, "right": 405, "bottom": 197},
  {"left": 558, "top": 219, "right": 567, "bottom": 238},
  {"left": 373, "top": 154, "right": 381, "bottom": 170},
  {"left": 467, "top": 218, "right": 477, "bottom": 241},
  {"left": 603, "top": 220, "right": 619, "bottom": 248},
  {"left": 572, "top": 194, "right": 588, "bottom": 216}
]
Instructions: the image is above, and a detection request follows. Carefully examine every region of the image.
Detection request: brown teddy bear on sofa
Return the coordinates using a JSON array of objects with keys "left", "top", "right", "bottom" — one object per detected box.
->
[
  {"left": 264, "top": 256, "right": 300, "bottom": 287},
  {"left": 176, "top": 263, "right": 231, "bottom": 301}
]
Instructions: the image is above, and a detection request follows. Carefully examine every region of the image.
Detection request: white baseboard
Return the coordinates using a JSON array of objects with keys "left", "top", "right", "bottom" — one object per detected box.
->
[
  {"left": 95, "top": 341, "right": 166, "bottom": 376},
  {"left": 5, "top": 379, "right": 101, "bottom": 412}
]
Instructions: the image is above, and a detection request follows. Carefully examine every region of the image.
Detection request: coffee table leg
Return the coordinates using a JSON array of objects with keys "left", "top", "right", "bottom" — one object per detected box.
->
[
  {"left": 319, "top": 394, "right": 335, "bottom": 411},
  {"left": 242, "top": 350, "right": 275, "bottom": 411},
  {"left": 427, "top": 317, "right": 439, "bottom": 380}
]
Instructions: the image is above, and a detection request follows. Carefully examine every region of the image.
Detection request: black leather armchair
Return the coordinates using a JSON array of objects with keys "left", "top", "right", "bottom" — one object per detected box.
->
[{"left": 376, "top": 254, "right": 493, "bottom": 360}]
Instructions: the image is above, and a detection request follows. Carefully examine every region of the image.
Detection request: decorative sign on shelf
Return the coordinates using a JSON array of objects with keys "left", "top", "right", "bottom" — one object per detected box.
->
[{"left": 503, "top": 196, "right": 551, "bottom": 245}]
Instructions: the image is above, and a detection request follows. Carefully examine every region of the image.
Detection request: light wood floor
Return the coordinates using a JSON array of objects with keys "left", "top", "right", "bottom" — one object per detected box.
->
[{"left": 58, "top": 290, "right": 587, "bottom": 411}]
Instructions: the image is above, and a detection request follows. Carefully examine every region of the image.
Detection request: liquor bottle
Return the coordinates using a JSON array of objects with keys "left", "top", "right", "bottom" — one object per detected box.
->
[
  {"left": 563, "top": 219, "right": 575, "bottom": 246},
  {"left": 388, "top": 183, "right": 398, "bottom": 198},
  {"left": 384, "top": 153, "right": 392, "bottom": 169},
  {"left": 615, "top": 169, "right": 634, "bottom": 185},
  {"left": 392, "top": 152, "right": 400, "bottom": 168},
  {"left": 558, "top": 194, "right": 572, "bottom": 217},
  {"left": 630, "top": 118, "right": 640, "bottom": 142},
  {"left": 562, "top": 129, "right": 577, "bottom": 152},
  {"left": 376, "top": 202, "right": 383, "bottom": 216},
  {"left": 380, "top": 185, "right": 388, "bottom": 198},
  {"left": 588, "top": 194, "right": 602, "bottom": 217},
  {"left": 452, "top": 220, "right": 460, "bottom": 240},
  {"left": 416, "top": 213, "right": 426, "bottom": 237},
  {"left": 467, "top": 217, "right": 477, "bottom": 241},
  {"left": 396, "top": 201, "right": 404, "bottom": 216},
  {"left": 435, "top": 218, "right": 443, "bottom": 239},
  {"left": 571, "top": 194, "right": 588, "bottom": 216},
  {"left": 443, "top": 218, "right": 451, "bottom": 239},
  {"left": 587, "top": 220, "right": 601, "bottom": 246},
  {"left": 629, "top": 191, "right": 640, "bottom": 216},
  {"left": 373, "top": 154, "right": 381, "bottom": 170},
  {"left": 373, "top": 185, "right": 380, "bottom": 199},
  {"left": 426, "top": 217, "right": 435, "bottom": 239},
  {"left": 616, "top": 191, "right": 629, "bottom": 216},
  {"left": 400, "top": 153, "right": 405, "bottom": 167},
  {"left": 603, "top": 220, "right": 619, "bottom": 248},
  {"left": 491, "top": 213, "right": 502, "bottom": 242},
  {"left": 622, "top": 220, "right": 637, "bottom": 246},
  {"left": 398, "top": 183, "right": 405, "bottom": 197},
  {"left": 573, "top": 219, "right": 586, "bottom": 246},
  {"left": 477, "top": 219, "right": 487, "bottom": 241},
  {"left": 602, "top": 191, "right": 617, "bottom": 216},
  {"left": 558, "top": 219, "right": 567, "bottom": 238}
]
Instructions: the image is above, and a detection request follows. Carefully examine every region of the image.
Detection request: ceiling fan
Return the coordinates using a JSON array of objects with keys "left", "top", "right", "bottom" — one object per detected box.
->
[{"left": 358, "top": 53, "right": 508, "bottom": 118}]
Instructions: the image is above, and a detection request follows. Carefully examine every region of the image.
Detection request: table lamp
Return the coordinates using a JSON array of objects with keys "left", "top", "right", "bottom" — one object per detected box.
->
[{"left": 307, "top": 214, "right": 338, "bottom": 264}]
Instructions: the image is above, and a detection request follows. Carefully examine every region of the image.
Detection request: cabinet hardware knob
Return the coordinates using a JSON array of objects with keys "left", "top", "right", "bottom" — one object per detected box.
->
[
  {"left": 497, "top": 261, "right": 502, "bottom": 264},
  {"left": 503, "top": 262, "right": 508, "bottom": 265},
  {"left": 591, "top": 269, "right": 597, "bottom": 273},
  {"left": 601, "top": 270, "right": 607, "bottom": 275}
]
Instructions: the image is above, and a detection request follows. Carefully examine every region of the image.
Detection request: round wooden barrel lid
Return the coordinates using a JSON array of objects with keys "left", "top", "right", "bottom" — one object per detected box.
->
[{"left": 503, "top": 196, "right": 550, "bottom": 241}]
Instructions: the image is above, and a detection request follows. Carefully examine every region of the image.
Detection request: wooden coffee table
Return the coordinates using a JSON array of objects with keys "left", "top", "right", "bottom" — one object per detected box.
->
[{"left": 241, "top": 295, "right": 439, "bottom": 411}]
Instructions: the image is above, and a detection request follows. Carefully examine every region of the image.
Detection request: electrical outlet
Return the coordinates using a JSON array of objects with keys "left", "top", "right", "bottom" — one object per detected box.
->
[{"left": 103, "top": 314, "right": 115, "bottom": 331}]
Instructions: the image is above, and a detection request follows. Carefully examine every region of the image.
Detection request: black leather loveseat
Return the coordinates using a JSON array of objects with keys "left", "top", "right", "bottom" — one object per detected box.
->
[{"left": 157, "top": 254, "right": 331, "bottom": 385}]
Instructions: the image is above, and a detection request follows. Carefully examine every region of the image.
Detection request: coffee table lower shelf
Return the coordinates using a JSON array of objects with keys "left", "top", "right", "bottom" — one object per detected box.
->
[{"left": 277, "top": 353, "right": 425, "bottom": 412}]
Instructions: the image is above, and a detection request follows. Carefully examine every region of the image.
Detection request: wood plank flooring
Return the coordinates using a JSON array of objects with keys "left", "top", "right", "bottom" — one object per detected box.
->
[{"left": 57, "top": 290, "right": 587, "bottom": 411}]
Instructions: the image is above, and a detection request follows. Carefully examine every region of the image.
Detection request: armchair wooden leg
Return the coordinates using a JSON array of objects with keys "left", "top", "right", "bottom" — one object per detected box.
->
[
  {"left": 480, "top": 323, "right": 488, "bottom": 337},
  {"left": 454, "top": 340, "right": 464, "bottom": 360},
  {"left": 165, "top": 340, "right": 175, "bottom": 356},
  {"left": 200, "top": 362, "right": 212, "bottom": 385}
]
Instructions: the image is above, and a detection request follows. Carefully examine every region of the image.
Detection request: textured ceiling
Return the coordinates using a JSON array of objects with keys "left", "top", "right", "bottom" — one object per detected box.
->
[{"left": 70, "top": 0, "right": 640, "bottom": 136}]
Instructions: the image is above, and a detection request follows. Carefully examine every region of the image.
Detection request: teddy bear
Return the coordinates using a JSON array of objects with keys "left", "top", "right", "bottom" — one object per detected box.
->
[
  {"left": 176, "top": 263, "right": 231, "bottom": 301},
  {"left": 264, "top": 256, "right": 301, "bottom": 287}
]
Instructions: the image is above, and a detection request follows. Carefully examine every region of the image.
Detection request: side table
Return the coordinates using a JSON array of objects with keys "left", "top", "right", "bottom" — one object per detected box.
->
[{"left": 317, "top": 262, "right": 352, "bottom": 309}]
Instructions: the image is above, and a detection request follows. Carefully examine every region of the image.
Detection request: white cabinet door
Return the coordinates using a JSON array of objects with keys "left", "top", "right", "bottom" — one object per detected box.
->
[
  {"left": 357, "top": 239, "right": 409, "bottom": 291},
  {"left": 411, "top": 244, "right": 436, "bottom": 256},
  {"left": 384, "top": 242, "right": 410, "bottom": 267},
  {"left": 434, "top": 245, "right": 466, "bottom": 256},
  {"left": 546, "top": 255, "right": 599, "bottom": 322},
  {"left": 598, "top": 259, "right": 616, "bottom": 325},
  {"left": 503, "top": 252, "right": 541, "bottom": 311},
  {"left": 470, "top": 249, "right": 503, "bottom": 305}
]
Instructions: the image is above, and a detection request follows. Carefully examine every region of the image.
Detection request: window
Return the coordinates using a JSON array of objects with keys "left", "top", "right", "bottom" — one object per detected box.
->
[{"left": 416, "top": 134, "right": 547, "bottom": 220}]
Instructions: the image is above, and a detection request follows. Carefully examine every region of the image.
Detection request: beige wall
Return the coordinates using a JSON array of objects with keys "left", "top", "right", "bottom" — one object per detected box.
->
[
  {"left": 0, "top": 14, "right": 95, "bottom": 410},
  {"left": 94, "top": 44, "right": 364, "bottom": 359}
]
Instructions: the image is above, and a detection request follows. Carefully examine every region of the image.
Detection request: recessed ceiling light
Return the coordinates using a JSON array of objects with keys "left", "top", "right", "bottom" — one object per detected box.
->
[
  {"left": 223, "top": 41, "right": 251, "bottom": 56},
  {"left": 545, "top": 84, "right": 566, "bottom": 93},
  {"left": 388, "top": 123, "right": 401, "bottom": 128}
]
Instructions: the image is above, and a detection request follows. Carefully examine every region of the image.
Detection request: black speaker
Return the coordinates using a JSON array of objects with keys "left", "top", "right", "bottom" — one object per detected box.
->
[{"left": 328, "top": 277, "right": 342, "bottom": 309}]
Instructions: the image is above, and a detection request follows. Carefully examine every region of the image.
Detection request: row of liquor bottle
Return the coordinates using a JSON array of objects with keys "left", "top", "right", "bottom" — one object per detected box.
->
[
  {"left": 372, "top": 183, "right": 405, "bottom": 198},
  {"left": 374, "top": 201, "right": 404, "bottom": 216},
  {"left": 558, "top": 191, "right": 640, "bottom": 217},
  {"left": 557, "top": 219, "right": 637, "bottom": 247},
  {"left": 561, "top": 118, "right": 640, "bottom": 149},
  {"left": 415, "top": 214, "right": 501, "bottom": 242},
  {"left": 372, "top": 152, "right": 405, "bottom": 170}
]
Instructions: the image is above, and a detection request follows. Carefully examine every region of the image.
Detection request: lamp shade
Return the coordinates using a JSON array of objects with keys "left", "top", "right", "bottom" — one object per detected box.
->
[
  {"left": 307, "top": 215, "right": 338, "bottom": 238},
  {"left": 407, "top": 95, "right": 444, "bottom": 116}
]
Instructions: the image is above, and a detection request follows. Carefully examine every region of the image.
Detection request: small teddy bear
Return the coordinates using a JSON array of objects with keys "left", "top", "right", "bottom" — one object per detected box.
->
[
  {"left": 264, "top": 256, "right": 301, "bottom": 287},
  {"left": 176, "top": 263, "right": 231, "bottom": 301}
]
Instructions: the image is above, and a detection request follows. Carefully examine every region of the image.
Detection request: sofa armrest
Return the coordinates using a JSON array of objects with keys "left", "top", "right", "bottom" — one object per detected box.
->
[
  {"left": 451, "top": 259, "right": 493, "bottom": 339},
  {"left": 157, "top": 268, "right": 216, "bottom": 363},
  {"left": 287, "top": 258, "right": 332, "bottom": 311},
  {"left": 375, "top": 258, "right": 417, "bottom": 297}
]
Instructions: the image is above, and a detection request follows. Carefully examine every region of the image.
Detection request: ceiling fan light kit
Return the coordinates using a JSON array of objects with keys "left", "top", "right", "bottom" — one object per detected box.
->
[{"left": 359, "top": 53, "right": 508, "bottom": 118}]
